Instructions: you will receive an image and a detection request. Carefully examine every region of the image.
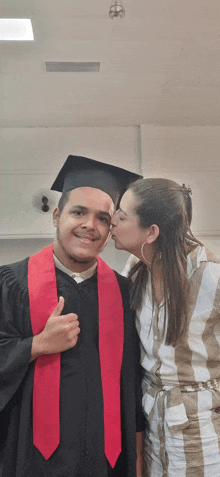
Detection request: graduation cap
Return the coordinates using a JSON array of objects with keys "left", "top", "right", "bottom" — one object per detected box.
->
[{"left": 51, "top": 155, "right": 143, "bottom": 206}]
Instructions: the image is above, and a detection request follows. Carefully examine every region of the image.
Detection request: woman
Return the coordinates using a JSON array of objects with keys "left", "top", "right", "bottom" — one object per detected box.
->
[{"left": 111, "top": 178, "right": 220, "bottom": 477}]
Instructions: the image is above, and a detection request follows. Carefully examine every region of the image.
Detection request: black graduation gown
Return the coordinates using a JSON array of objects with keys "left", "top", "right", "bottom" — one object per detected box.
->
[{"left": 0, "top": 258, "right": 144, "bottom": 477}]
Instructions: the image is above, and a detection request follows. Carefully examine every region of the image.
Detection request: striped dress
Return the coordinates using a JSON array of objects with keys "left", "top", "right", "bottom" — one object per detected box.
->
[{"left": 122, "top": 246, "right": 220, "bottom": 477}]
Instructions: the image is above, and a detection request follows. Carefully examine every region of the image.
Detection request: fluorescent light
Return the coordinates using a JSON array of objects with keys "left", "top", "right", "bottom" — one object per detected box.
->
[{"left": 0, "top": 19, "right": 34, "bottom": 41}]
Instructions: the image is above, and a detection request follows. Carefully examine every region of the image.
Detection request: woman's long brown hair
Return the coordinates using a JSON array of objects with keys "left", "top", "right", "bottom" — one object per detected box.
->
[{"left": 127, "top": 178, "right": 202, "bottom": 347}]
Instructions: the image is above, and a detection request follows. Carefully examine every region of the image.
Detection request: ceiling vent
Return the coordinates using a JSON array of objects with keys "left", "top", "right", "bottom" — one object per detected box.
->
[{"left": 45, "top": 62, "right": 100, "bottom": 72}]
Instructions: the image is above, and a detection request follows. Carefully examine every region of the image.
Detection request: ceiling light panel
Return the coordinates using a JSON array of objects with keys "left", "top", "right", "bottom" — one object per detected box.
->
[{"left": 0, "top": 19, "right": 34, "bottom": 41}]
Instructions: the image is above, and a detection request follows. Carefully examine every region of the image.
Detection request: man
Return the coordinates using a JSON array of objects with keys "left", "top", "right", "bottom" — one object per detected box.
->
[{"left": 0, "top": 156, "right": 144, "bottom": 477}]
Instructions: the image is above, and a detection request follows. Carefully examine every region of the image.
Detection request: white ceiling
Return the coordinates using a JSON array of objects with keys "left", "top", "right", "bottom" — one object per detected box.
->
[{"left": 1, "top": 0, "right": 220, "bottom": 128}]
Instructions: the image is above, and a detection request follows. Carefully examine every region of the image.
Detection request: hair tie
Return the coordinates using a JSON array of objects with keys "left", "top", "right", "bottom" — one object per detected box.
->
[{"left": 181, "top": 184, "right": 192, "bottom": 198}]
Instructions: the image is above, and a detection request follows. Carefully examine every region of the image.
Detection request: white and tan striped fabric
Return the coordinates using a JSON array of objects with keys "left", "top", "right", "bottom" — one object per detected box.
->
[{"left": 122, "top": 246, "right": 220, "bottom": 477}]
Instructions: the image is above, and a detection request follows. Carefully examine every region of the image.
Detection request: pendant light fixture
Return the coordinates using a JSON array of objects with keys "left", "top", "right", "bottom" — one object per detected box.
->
[{"left": 109, "top": 1, "right": 125, "bottom": 19}]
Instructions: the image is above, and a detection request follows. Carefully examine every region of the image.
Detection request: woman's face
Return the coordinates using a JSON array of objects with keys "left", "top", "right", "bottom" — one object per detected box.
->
[{"left": 111, "top": 189, "right": 149, "bottom": 255}]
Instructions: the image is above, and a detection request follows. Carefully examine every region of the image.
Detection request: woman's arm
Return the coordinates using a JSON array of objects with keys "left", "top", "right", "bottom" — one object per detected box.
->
[{"left": 136, "top": 431, "right": 144, "bottom": 476}]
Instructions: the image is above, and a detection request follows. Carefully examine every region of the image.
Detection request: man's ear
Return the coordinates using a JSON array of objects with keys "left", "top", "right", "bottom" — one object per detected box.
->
[
  {"left": 144, "top": 224, "right": 160, "bottom": 245},
  {"left": 53, "top": 207, "right": 60, "bottom": 227}
]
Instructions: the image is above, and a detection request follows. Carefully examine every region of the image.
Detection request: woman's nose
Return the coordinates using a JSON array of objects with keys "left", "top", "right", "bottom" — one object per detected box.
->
[{"left": 111, "top": 213, "right": 117, "bottom": 227}]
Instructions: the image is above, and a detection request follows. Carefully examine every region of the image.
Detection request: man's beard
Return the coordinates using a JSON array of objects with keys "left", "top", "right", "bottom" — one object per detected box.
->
[
  {"left": 68, "top": 254, "right": 94, "bottom": 265},
  {"left": 56, "top": 226, "right": 96, "bottom": 265}
]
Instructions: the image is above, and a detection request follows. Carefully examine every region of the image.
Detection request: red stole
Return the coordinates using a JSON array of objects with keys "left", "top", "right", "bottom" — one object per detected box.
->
[{"left": 28, "top": 244, "right": 124, "bottom": 467}]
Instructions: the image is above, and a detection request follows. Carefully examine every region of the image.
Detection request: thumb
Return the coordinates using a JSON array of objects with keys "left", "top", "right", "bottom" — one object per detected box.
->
[{"left": 52, "top": 296, "right": 65, "bottom": 316}]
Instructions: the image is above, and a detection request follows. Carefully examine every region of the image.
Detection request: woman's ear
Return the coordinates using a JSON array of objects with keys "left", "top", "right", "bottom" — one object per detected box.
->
[
  {"left": 53, "top": 207, "right": 60, "bottom": 227},
  {"left": 144, "top": 224, "right": 160, "bottom": 244}
]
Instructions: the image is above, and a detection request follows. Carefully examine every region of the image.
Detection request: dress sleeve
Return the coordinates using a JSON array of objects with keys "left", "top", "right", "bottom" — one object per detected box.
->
[{"left": 0, "top": 267, "right": 33, "bottom": 411}]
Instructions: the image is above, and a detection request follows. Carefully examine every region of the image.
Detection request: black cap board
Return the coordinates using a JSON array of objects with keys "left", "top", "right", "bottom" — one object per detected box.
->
[{"left": 51, "top": 155, "right": 143, "bottom": 206}]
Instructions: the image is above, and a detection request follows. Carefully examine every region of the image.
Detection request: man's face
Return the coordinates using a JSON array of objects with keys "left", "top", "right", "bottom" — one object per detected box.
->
[{"left": 53, "top": 187, "right": 114, "bottom": 271}]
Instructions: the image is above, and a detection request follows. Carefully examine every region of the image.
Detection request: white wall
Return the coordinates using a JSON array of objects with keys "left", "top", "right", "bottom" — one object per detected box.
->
[
  {"left": 0, "top": 126, "right": 140, "bottom": 238},
  {"left": 1, "top": 124, "right": 219, "bottom": 267},
  {"left": 141, "top": 124, "right": 220, "bottom": 235},
  {"left": 140, "top": 124, "right": 220, "bottom": 256}
]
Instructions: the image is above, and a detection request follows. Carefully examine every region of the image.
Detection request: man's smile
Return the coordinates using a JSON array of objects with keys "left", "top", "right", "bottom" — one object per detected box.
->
[{"left": 73, "top": 233, "right": 99, "bottom": 243}]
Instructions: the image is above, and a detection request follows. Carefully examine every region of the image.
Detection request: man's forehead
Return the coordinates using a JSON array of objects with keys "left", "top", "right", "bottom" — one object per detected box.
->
[{"left": 68, "top": 187, "right": 114, "bottom": 211}]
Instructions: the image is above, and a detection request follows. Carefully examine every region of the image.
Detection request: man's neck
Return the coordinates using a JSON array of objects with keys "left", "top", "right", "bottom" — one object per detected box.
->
[{"left": 53, "top": 248, "right": 97, "bottom": 273}]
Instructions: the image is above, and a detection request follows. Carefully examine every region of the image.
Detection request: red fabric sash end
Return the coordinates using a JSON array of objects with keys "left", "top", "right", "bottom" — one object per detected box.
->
[
  {"left": 28, "top": 245, "right": 60, "bottom": 460},
  {"left": 33, "top": 354, "right": 60, "bottom": 460},
  {"left": 97, "top": 256, "right": 124, "bottom": 467}
]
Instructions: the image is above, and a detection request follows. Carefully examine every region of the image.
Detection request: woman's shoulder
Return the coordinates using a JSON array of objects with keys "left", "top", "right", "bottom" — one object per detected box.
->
[
  {"left": 204, "top": 247, "right": 220, "bottom": 265},
  {"left": 121, "top": 255, "right": 140, "bottom": 278},
  {"left": 188, "top": 245, "right": 220, "bottom": 282},
  {"left": 203, "top": 248, "right": 220, "bottom": 283}
]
